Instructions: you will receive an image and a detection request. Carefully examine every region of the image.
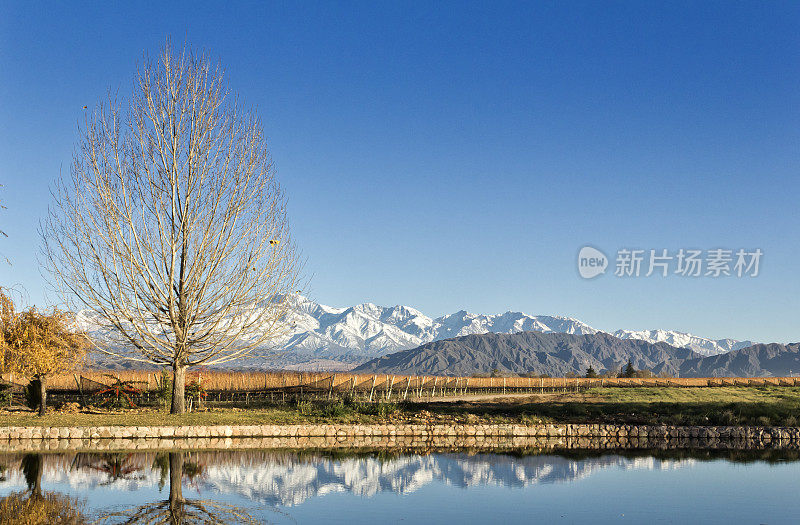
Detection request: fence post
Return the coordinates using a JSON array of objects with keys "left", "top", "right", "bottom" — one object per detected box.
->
[
  {"left": 369, "top": 375, "right": 376, "bottom": 402},
  {"left": 503, "top": 377, "right": 506, "bottom": 395},
  {"left": 73, "top": 373, "right": 86, "bottom": 407},
  {"left": 328, "top": 374, "right": 336, "bottom": 400}
]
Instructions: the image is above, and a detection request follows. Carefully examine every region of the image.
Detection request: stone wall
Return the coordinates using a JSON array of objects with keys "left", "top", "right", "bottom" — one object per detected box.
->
[{"left": 0, "top": 423, "right": 799, "bottom": 452}]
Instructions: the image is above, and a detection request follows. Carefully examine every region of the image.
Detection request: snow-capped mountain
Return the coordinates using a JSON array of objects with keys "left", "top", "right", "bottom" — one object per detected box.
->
[
  {"left": 272, "top": 295, "right": 609, "bottom": 368},
  {"left": 271, "top": 295, "right": 752, "bottom": 369},
  {"left": 76, "top": 294, "right": 754, "bottom": 370},
  {"left": 611, "top": 329, "right": 753, "bottom": 356}
]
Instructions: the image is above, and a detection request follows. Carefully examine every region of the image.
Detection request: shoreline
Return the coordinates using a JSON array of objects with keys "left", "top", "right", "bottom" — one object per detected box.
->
[{"left": 1, "top": 423, "right": 799, "bottom": 452}]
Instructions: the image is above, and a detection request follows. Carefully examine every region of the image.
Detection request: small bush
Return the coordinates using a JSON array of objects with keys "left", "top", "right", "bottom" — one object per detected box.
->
[
  {"left": 756, "top": 416, "right": 771, "bottom": 427},
  {"left": 372, "top": 402, "right": 399, "bottom": 418},
  {"left": 155, "top": 370, "right": 172, "bottom": 408},
  {"left": 295, "top": 399, "right": 313, "bottom": 416},
  {"left": 185, "top": 380, "right": 207, "bottom": 406},
  {"left": 0, "top": 384, "right": 12, "bottom": 406},
  {"left": 322, "top": 400, "right": 350, "bottom": 418},
  {"left": 94, "top": 375, "right": 143, "bottom": 408},
  {"left": 719, "top": 410, "right": 739, "bottom": 426}
]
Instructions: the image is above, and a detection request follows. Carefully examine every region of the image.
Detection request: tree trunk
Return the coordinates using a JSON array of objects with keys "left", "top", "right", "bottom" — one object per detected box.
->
[
  {"left": 171, "top": 365, "right": 186, "bottom": 414},
  {"left": 37, "top": 376, "right": 47, "bottom": 416},
  {"left": 168, "top": 452, "right": 185, "bottom": 523},
  {"left": 21, "top": 454, "right": 43, "bottom": 498}
]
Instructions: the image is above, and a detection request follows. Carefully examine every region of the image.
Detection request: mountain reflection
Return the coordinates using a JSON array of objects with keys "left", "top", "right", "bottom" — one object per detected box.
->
[
  {"left": 199, "top": 453, "right": 694, "bottom": 506},
  {"left": 0, "top": 450, "right": 699, "bottom": 509}
]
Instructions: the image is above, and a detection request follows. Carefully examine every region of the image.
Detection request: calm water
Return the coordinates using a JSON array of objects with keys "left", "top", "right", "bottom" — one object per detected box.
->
[{"left": 0, "top": 448, "right": 798, "bottom": 523}]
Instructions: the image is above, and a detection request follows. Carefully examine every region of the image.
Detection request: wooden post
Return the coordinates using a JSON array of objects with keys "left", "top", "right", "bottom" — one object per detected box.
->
[
  {"left": 328, "top": 374, "right": 336, "bottom": 400},
  {"left": 403, "top": 377, "right": 411, "bottom": 400},
  {"left": 503, "top": 377, "right": 506, "bottom": 395},
  {"left": 432, "top": 377, "right": 437, "bottom": 397},
  {"left": 387, "top": 375, "right": 395, "bottom": 401},
  {"left": 73, "top": 373, "right": 86, "bottom": 407},
  {"left": 369, "top": 375, "right": 376, "bottom": 402}
]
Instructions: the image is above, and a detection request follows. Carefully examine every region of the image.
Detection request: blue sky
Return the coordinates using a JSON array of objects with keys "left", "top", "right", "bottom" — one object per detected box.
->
[{"left": 1, "top": 1, "right": 798, "bottom": 343}]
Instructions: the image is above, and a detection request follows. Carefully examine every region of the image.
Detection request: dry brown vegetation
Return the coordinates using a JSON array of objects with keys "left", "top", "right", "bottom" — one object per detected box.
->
[
  {"left": 0, "top": 491, "right": 86, "bottom": 525},
  {"left": 39, "top": 370, "right": 800, "bottom": 393}
]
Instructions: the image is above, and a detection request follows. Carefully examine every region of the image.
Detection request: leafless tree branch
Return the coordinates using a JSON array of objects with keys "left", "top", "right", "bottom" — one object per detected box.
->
[{"left": 40, "top": 42, "right": 302, "bottom": 413}]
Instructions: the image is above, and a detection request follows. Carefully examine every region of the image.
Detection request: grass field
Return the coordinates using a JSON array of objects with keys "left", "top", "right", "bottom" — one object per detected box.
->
[
  {"left": 414, "top": 387, "right": 800, "bottom": 427},
  {"left": 2, "top": 386, "right": 800, "bottom": 428}
]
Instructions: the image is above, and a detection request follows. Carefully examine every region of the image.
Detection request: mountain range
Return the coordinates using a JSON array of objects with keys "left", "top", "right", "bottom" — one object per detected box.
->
[
  {"left": 353, "top": 331, "right": 701, "bottom": 377},
  {"left": 678, "top": 343, "right": 800, "bottom": 377},
  {"left": 354, "top": 332, "right": 800, "bottom": 378},
  {"left": 272, "top": 295, "right": 752, "bottom": 369},
  {"left": 77, "top": 294, "right": 756, "bottom": 370}
]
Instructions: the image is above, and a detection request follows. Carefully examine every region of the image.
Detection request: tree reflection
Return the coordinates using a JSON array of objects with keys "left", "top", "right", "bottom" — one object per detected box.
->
[
  {"left": 73, "top": 453, "right": 145, "bottom": 486},
  {"left": 95, "top": 452, "right": 264, "bottom": 524},
  {"left": 0, "top": 453, "right": 87, "bottom": 524}
]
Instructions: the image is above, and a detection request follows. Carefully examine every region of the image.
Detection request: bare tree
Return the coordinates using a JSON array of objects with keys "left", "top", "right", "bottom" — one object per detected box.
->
[
  {"left": 0, "top": 184, "right": 9, "bottom": 266},
  {"left": 41, "top": 43, "right": 301, "bottom": 413},
  {"left": 0, "top": 183, "right": 7, "bottom": 239}
]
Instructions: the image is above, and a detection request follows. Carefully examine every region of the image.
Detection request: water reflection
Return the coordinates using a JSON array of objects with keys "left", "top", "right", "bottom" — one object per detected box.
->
[
  {"left": 94, "top": 452, "right": 261, "bottom": 524},
  {"left": 0, "top": 453, "right": 88, "bottom": 524},
  {"left": 0, "top": 448, "right": 796, "bottom": 523}
]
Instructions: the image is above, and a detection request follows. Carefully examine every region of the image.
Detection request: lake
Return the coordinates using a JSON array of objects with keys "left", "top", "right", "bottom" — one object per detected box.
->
[{"left": 0, "top": 447, "right": 798, "bottom": 523}]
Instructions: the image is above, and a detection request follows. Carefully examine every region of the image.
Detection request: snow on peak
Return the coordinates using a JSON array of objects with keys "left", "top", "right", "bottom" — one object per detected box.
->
[
  {"left": 267, "top": 297, "right": 752, "bottom": 368},
  {"left": 76, "top": 294, "right": 755, "bottom": 369},
  {"left": 612, "top": 329, "right": 753, "bottom": 357}
]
